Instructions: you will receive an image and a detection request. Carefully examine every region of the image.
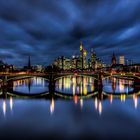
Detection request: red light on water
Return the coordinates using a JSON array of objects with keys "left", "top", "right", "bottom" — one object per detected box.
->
[
  {"left": 74, "top": 73, "right": 78, "bottom": 76},
  {"left": 74, "top": 95, "right": 78, "bottom": 105}
]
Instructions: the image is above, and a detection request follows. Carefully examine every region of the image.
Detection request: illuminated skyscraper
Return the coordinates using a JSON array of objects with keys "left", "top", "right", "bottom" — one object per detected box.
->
[
  {"left": 120, "top": 56, "right": 125, "bottom": 65},
  {"left": 80, "top": 42, "right": 87, "bottom": 69},
  {"left": 54, "top": 56, "right": 71, "bottom": 70},
  {"left": 80, "top": 42, "right": 84, "bottom": 69},
  {"left": 90, "top": 48, "right": 96, "bottom": 69}
]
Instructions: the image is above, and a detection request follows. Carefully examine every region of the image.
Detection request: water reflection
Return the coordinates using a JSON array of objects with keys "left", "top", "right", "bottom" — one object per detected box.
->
[
  {"left": 120, "top": 94, "right": 126, "bottom": 102},
  {"left": 80, "top": 99, "right": 83, "bottom": 109},
  {"left": 0, "top": 95, "right": 140, "bottom": 139},
  {"left": 2, "top": 100, "right": 6, "bottom": 117},
  {"left": 93, "top": 93, "right": 140, "bottom": 116},
  {"left": 55, "top": 76, "right": 95, "bottom": 95},
  {"left": 50, "top": 98, "right": 55, "bottom": 115},
  {"left": 99, "top": 101, "right": 102, "bottom": 115},
  {"left": 94, "top": 97, "right": 103, "bottom": 115},
  {"left": 94, "top": 97, "right": 98, "bottom": 110},
  {"left": 110, "top": 94, "right": 113, "bottom": 104},
  {"left": 0, "top": 90, "right": 140, "bottom": 118},
  {"left": 11, "top": 77, "right": 49, "bottom": 95},
  {"left": 133, "top": 94, "right": 138, "bottom": 109},
  {"left": 2, "top": 97, "right": 13, "bottom": 117},
  {"left": 0, "top": 75, "right": 140, "bottom": 118},
  {"left": 10, "top": 96, "right": 13, "bottom": 112},
  {"left": 0, "top": 76, "right": 140, "bottom": 139},
  {"left": 103, "top": 77, "right": 134, "bottom": 94}
]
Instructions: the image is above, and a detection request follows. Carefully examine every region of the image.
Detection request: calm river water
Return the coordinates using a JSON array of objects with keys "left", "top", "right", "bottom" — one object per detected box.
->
[{"left": 0, "top": 76, "right": 140, "bottom": 139}]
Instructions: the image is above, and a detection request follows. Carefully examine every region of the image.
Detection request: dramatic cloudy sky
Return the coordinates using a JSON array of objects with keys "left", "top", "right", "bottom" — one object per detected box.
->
[{"left": 0, "top": 0, "right": 140, "bottom": 66}]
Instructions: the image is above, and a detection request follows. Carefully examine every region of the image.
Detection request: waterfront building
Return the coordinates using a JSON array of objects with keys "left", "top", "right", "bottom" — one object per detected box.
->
[
  {"left": 95, "top": 58, "right": 103, "bottom": 70},
  {"left": 71, "top": 56, "right": 79, "bottom": 69},
  {"left": 53, "top": 56, "right": 64, "bottom": 70},
  {"left": 129, "top": 64, "right": 140, "bottom": 72},
  {"left": 90, "top": 48, "right": 97, "bottom": 69},
  {"left": 120, "top": 56, "right": 125, "bottom": 65},
  {"left": 53, "top": 42, "right": 105, "bottom": 71},
  {"left": 64, "top": 58, "right": 71, "bottom": 70},
  {"left": 34, "top": 65, "right": 45, "bottom": 72},
  {"left": 80, "top": 42, "right": 87, "bottom": 69},
  {"left": 54, "top": 56, "right": 71, "bottom": 70},
  {"left": 0, "top": 60, "right": 14, "bottom": 73}
]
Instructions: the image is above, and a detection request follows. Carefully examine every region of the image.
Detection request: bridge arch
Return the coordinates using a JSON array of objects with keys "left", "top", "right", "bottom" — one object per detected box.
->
[
  {"left": 7, "top": 91, "right": 49, "bottom": 98},
  {"left": 6, "top": 75, "right": 50, "bottom": 82},
  {"left": 54, "top": 91, "right": 98, "bottom": 99},
  {"left": 102, "top": 91, "right": 140, "bottom": 98},
  {"left": 54, "top": 74, "right": 98, "bottom": 81}
]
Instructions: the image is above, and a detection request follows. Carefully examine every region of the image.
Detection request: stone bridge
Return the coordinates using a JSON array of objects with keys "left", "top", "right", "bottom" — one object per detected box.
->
[
  {"left": 0, "top": 72, "right": 140, "bottom": 99},
  {"left": 0, "top": 72, "right": 107, "bottom": 82},
  {"left": 0, "top": 72, "right": 140, "bottom": 84},
  {"left": 0, "top": 72, "right": 140, "bottom": 93}
]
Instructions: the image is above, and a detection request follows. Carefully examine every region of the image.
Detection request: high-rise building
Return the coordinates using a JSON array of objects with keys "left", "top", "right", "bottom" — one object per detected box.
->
[
  {"left": 120, "top": 56, "right": 125, "bottom": 65},
  {"left": 64, "top": 58, "right": 71, "bottom": 70},
  {"left": 95, "top": 58, "right": 103, "bottom": 69},
  {"left": 34, "top": 65, "right": 44, "bottom": 72},
  {"left": 0, "top": 60, "right": 14, "bottom": 72},
  {"left": 90, "top": 48, "right": 96, "bottom": 69},
  {"left": 54, "top": 56, "right": 64, "bottom": 70},
  {"left": 53, "top": 42, "right": 106, "bottom": 71},
  {"left": 71, "top": 56, "right": 79, "bottom": 69},
  {"left": 54, "top": 56, "right": 71, "bottom": 70},
  {"left": 80, "top": 42, "right": 87, "bottom": 69}
]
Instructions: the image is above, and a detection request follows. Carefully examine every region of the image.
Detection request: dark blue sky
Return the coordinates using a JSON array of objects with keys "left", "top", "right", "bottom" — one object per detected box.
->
[{"left": 0, "top": 0, "right": 140, "bottom": 66}]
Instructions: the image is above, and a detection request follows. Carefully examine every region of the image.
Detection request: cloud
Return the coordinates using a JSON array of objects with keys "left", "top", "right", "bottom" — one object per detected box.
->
[{"left": 0, "top": 0, "right": 140, "bottom": 66}]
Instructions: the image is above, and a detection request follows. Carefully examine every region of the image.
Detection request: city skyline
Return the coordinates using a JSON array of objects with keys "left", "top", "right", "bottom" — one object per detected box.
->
[
  {"left": 1, "top": 1, "right": 140, "bottom": 140},
  {"left": 0, "top": 43, "right": 133, "bottom": 68},
  {"left": 0, "top": 0, "right": 140, "bottom": 66}
]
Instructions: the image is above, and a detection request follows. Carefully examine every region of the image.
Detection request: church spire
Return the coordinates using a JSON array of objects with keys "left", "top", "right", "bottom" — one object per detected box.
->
[{"left": 112, "top": 52, "right": 116, "bottom": 65}]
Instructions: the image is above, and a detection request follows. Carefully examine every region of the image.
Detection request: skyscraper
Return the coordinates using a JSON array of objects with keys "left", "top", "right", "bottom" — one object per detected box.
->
[
  {"left": 80, "top": 42, "right": 87, "bottom": 69},
  {"left": 120, "top": 56, "right": 125, "bottom": 65},
  {"left": 80, "top": 42, "right": 84, "bottom": 70},
  {"left": 90, "top": 48, "right": 96, "bottom": 69}
]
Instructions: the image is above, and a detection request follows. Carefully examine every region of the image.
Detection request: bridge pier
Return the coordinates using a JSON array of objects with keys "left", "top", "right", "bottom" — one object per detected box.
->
[
  {"left": 98, "top": 87, "right": 103, "bottom": 100},
  {"left": 94, "top": 71, "right": 103, "bottom": 89},
  {"left": 48, "top": 73, "right": 55, "bottom": 94},
  {"left": 134, "top": 77, "right": 140, "bottom": 89},
  {"left": 1, "top": 76, "right": 8, "bottom": 88},
  {"left": 1, "top": 88, "right": 7, "bottom": 98}
]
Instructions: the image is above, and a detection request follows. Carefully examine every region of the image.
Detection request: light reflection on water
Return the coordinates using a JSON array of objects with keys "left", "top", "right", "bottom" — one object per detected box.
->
[
  {"left": 0, "top": 93, "right": 140, "bottom": 139},
  {"left": 103, "top": 77, "right": 134, "bottom": 94},
  {"left": 12, "top": 77, "right": 49, "bottom": 94},
  {"left": 0, "top": 76, "right": 140, "bottom": 139},
  {"left": 55, "top": 76, "right": 95, "bottom": 95},
  {"left": 50, "top": 98, "right": 55, "bottom": 115},
  {"left": 1, "top": 93, "right": 139, "bottom": 118},
  {"left": 10, "top": 76, "right": 136, "bottom": 96}
]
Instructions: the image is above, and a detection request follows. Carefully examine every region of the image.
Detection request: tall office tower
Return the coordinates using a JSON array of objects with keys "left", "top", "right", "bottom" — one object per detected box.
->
[
  {"left": 80, "top": 42, "right": 87, "bottom": 69},
  {"left": 90, "top": 48, "right": 96, "bottom": 69},
  {"left": 120, "top": 56, "right": 125, "bottom": 65}
]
